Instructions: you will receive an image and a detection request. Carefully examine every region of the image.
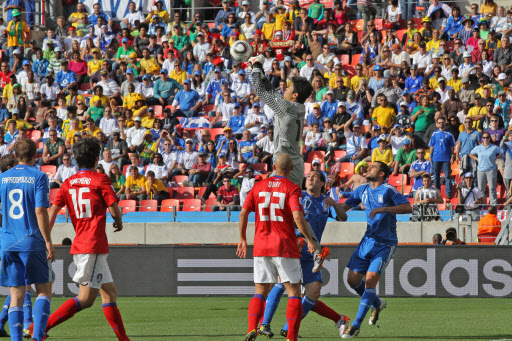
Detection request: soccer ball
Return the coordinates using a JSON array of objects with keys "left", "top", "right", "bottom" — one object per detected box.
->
[{"left": 230, "top": 40, "right": 253, "bottom": 63}]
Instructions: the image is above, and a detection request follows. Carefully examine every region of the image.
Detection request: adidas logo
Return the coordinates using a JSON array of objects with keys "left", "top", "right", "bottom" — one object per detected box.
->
[{"left": 13, "top": 323, "right": 22, "bottom": 327}]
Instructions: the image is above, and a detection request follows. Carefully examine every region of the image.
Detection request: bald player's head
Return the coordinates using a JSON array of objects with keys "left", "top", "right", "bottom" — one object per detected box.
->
[{"left": 273, "top": 153, "right": 293, "bottom": 177}]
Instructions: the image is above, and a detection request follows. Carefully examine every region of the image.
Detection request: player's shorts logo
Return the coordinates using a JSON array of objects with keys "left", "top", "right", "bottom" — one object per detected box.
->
[{"left": 97, "top": 273, "right": 103, "bottom": 283}]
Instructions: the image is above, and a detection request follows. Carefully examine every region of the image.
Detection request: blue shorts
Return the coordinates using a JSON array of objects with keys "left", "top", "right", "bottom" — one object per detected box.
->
[
  {"left": 301, "top": 255, "right": 322, "bottom": 286},
  {"left": 346, "top": 238, "right": 396, "bottom": 275},
  {"left": 0, "top": 251, "right": 53, "bottom": 287}
]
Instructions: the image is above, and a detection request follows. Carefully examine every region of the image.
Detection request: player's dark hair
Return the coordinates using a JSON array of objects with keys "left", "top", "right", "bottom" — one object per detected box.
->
[
  {"left": 0, "top": 154, "right": 16, "bottom": 172},
  {"left": 374, "top": 161, "right": 391, "bottom": 180},
  {"left": 291, "top": 76, "right": 314, "bottom": 104},
  {"left": 488, "top": 205, "right": 497, "bottom": 215},
  {"left": 14, "top": 138, "right": 36, "bottom": 162},
  {"left": 309, "top": 169, "right": 326, "bottom": 183},
  {"left": 73, "top": 138, "right": 101, "bottom": 169},
  {"left": 421, "top": 173, "right": 431, "bottom": 180}
]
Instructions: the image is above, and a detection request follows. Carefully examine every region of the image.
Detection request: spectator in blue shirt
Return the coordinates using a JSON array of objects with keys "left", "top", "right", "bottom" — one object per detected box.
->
[
  {"left": 404, "top": 65, "right": 423, "bottom": 93},
  {"left": 206, "top": 68, "right": 227, "bottom": 104},
  {"left": 470, "top": 131, "right": 503, "bottom": 205},
  {"left": 55, "top": 60, "right": 76, "bottom": 94},
  {"left": 89, "top": 3, "right": 113, "bottom": 27},
  {"left": 215, "top": 0, "right": 235, "bottom": 29},
  {"left": 227, "top": 103, "right": 245, "bottom": 135},
  {"left": 321, "top": 91, "right": 339, "bottom": 119},
  {"left": 409, "top": 147, "right": 433, "bottom": 195},
  {"left": 0, "top": 97, "right": 10, "bottom": 127},
  {"left": 456, "top": 117, "right": 481, "bottom": 178},
  {"left": 429, "top": 116, "right": 456, "bottom": 198},
  {"left": 238, "top": 130, "right": 256, "bottom": 163},
  {"left": 33, "top": 49, "right": 50, "bottom": 79},
  {"left": 495, "top": 90, "right": 511, "bottom": 128},
  {"left": 306, "top": 104, "right": 326, "bottom": 132},
  {"left": 154, "top": 68, "right": 182, "bottom": 106},
  {"left": 172, "top": 79, "right": 202, "bottom": 117}
]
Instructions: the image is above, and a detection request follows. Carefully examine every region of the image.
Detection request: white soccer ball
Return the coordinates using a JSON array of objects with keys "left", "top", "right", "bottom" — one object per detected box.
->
[{"left": 230, "top": 40, "right": 253, "bottom": 63}]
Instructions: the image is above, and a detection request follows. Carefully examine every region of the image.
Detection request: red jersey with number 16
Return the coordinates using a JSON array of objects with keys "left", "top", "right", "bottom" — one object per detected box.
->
[
  {"left": 54, "top": 169, "right": 119, "bottom": 255},
  {"left": 243, "top": 175, "right": 304, "bottom": 258}
]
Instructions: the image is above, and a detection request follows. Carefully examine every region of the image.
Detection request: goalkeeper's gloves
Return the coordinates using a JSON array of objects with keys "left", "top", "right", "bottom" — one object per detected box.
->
[{"left": 248, "top": 55, "right": 265, "bottom": 78}]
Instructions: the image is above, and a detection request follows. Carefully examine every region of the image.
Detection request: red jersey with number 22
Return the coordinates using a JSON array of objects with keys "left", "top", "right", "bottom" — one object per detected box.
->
[
  {"left": 243, "top": 175, "right": 304, "bottom": 258},
  {"left": 54, "top": 169, "right": 119, "bottom": 255}
]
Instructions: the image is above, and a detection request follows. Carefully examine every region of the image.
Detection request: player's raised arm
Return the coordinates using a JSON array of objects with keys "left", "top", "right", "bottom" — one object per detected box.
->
[
  {"left": 108, "top": 202, "right": 123, "bottom": 232},
  {"left": 293, "top": 210, "right": 317, "bottom": 254},
  {"left": 237, "top": 207, "right": 250, "bottom": 258},
  {"left": 36, "top": 207, "right": 55, "bottom": 262},
  {"left": 369, "top": 202, "right": 412, "bottom": 219}
]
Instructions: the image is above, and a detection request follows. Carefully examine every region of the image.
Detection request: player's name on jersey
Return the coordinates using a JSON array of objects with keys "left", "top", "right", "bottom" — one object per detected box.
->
[
  {"left": 1, "top": 176, "right": 35, "bottom": 184},
  {"left": 70, "top": 177, "right": 92, "bottom": 185}
]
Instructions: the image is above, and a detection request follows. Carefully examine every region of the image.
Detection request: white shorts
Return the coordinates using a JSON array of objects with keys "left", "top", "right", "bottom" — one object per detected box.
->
[
  {"left": 253, "top": 256, "right": 302, "bottom": 284},
  {"left": 73, "top": 254, "right": 113, "bottom": 289}
]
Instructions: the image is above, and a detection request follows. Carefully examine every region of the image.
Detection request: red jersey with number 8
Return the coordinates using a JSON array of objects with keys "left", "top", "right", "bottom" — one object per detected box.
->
[
  {"left": 243, "top": 175, "right": 304, "bottom": 258},
  {"left": 54, "top": 169, "right": 119, "bottom": 255}
]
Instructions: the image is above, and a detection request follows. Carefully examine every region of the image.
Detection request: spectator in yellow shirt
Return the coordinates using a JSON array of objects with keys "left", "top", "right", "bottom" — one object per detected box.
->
[
  {"left": 372, "top": 135, "right": 394, "bottom": 166},
  {"left": 170, "top": 60, "right": 187, "bottom": 84},
  {"left": 141, "top": 108, "right": 156, "bottom": 129},
  {"left": 125, "top": 166, "right": 147, "bottom": 202},
  {"left": 10, "top": 110, "right": 32, "bottom": 130},
  {"left": 65, "top": 118, "right": 83, "bottom": 147},
  {"left": 480, "top": 0, "right": 497, "bottom": 16},
  {"left": 84, "top": 118, "right": 103, "bottom": 138},
  {"left": 87, "top": 49, "right": 103, "bottom": 77},
  {"left": 140, "top": 48, "right": 161, "bottom": 75},
  {"left": 274, "top": 5, "right": 287, "bottom": 31},
  {"left": 262, "top": 12, "right": 275, "bottom": 41},
  {"left": 145, "top": 1, "right": 169, "bottom": 23},
  {"left": 144, "top": 170, "right": 170, "bottom": 203},
  {"left": 372, "top": 94, "right": 396, "bottom": 132}
]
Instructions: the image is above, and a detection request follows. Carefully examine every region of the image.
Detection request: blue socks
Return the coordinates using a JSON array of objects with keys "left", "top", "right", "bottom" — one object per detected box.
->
[
  {"left": 0, "top": 295, "right": 11, "bottom": 331},
  {"left": 23, "top": 291, "right": 33, "bottom": 330},
  {"left": 282, "top": 295, "right": 317, "bottom": 331},
  {"left": 353, "top": 288, "right": 377, "bottom": 329},
  {"left": 8, "top": 306, "right": 23, "bottom": 341},
  {"left": 261, "top": 283, "right": 285, "bottom": 326},
  {"left": 32, "top": 295, "right": 51, "bottom": 341},
  {"left": 351, "top": 280, "right": 366, "bottom": 297}
]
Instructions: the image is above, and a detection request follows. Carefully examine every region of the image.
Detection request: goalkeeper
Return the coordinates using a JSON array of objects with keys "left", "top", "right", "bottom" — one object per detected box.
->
[{"left": 249, "top": 55, "right": 328, "bottom": 271}]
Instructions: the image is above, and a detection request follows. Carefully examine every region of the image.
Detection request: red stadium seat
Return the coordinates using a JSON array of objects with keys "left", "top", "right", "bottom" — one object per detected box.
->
[
  {"left": 451, "top": 162, "right": 460, "bottom": 177},
  {"left": 198, "top": 186, "right": 215, "bottom": 199},
  {"left": 396, "top": 29, "right": 406, "bottom": 42},
  {"left": 28, "top": 130, "right": 41, "bottom": 141},
  {"left": 374, "top": 19, "right": 384, "bottom": 30},
  {"left": 401, "top": 185, "right": 412, "bottom": 197},
  {"left": 80, "top": 83, "right": 91, "bottom": 91},
  {"left": 203, "top": 104, "right": 215, "bottom": 112},
  {"left": 41, "top": 165, "right": 57, "bottom": 178},
  {"left": 252, "top": 163, "right": 268, "bottom": 173},
  {"left": 388, "top": 174, "right": 407, "bottom": 187},
  {"left": 207, "top": 22, "right": 215, "bottom": 29},
  {"left": 381, "top": 30, "right": 387, "bottom": 43},
  {"left": 350, "top": 54, "right": 361, "bottom": 66},
  {"left": 411, "top": 17, "right": 423, "bottom": 29},
  {"left": 407, "top": 198, "right": 415, "bottom": 205},
  {"left": 176, "top": 187, "right": 194, "bottom": 200},
  {"left": 166, "top": 187, "right": 175, "bottom": 199},
  {"left": 183, "top": 199, "right": 202, "bottom": 211},
  {"left": 172, "top": 175, "right": 188, "bottom": 187},
  {"left": 152, "top": 105, "right": 163, "bottom": 119},
  {"left": 119, "top": 200, "right": 137, "bottom": 213},
  {"left": 357, "top": 31, "right": 364, "bottom": 42},
  {"left": 161, "top": 199, "right": 180, "bottom": 212},
  {"left": 307, "top": 151, "right": 325, "bottom": 163},
  {"left": 303, "top": 162, "right": 311, "bottom": 176},
  {"left": 354, "top": 19, "right": 364, "bottom": 31},
  {"left": 210, "top": 128, "right": 224, "bottom": 139},
  {"left": 139, "top": 200, "right": 158, "bottom": 212},
  {"left": 239, "top": 163, "right": 248, "bottom": 171},
  {"left": 445, "top": 40, "right": 454, "bottom": 52},
  {"left": 342, "top": 65, "right": 356, "bottom": 77},
  {"left": 340, "top": 162, "right": 355, "bottom": 176},
  {"left": 203, "top": 198, "right": 217, "bottom": 212},
  {"left": 339, "top": 54, "right": 350, "bottom": 65},
  {"left": 334, "top": 150, "right": 346, "bottom": 159}
]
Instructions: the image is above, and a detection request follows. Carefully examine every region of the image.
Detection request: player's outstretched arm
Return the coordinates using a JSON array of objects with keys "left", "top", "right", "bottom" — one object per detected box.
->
[
  {"left": 108, "top": 202, "right": 123, "bottom": 232},
  {"left": 293, "top": 211, "right": 317, "bottom": 254},
  {"left": 323, "top": 197, "right": 348, "bottom": 222},
  {"left": 236, "top": 208, "right": 249, "bottom": 259},
  {"left": 369, "top": 202, "right": 413, "bottom": 219},
  {"left": 36, "top": 207, "right": 55, "bottom": 262}
]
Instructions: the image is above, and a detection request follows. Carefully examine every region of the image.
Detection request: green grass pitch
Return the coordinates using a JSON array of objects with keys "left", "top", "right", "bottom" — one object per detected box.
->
[{"left": 25, "top": 297, "right": 512, "bottom": 340}]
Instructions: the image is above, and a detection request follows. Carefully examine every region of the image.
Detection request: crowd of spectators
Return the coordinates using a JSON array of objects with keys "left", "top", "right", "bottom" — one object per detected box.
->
[{"left": 1, "top": 0, "right": 512, "bottom": 218}]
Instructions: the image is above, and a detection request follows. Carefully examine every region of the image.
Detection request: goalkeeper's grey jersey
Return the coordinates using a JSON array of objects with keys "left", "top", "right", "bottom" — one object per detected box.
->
[{"left": 252, "top": 70, "right": 305, "bottom": 160}]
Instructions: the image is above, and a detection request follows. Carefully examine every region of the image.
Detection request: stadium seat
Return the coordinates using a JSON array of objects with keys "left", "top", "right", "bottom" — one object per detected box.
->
[
  {"left": 445, "top": 40, "right": 454, "bottom": 52},
  {"left": 119, "top": 200, "right": 137, "bottom": 214},
  {"left": 203, "top": 198, "right": 217, "bottom": 212},
  {"left": 338, "top": 198, "right": 347, "bottom": 203},
  {"left": 357, "top": 31, "right": 364, "bottom": 42},
  {"left": 161, "top": 199, "right": 180, "bottom": 212},
  {"left": 166, "top": 187, "right": 175, "bottom": 198},
  {"left": 396, "top": 29, "right": 406, "bottom": 42},
  {"left": 342, "top": 65, "right": 356, "bottom": 77},
  {"left": 198, "top": 186, "right": 215, "bottom": 199},
  {"left": 183, "top": 199, "right": 202, "bottom": 211},
  {"left": 334, "top": 150, "right": 346, "bottom": 159},
  {"left": 340, "top": 54, "right": 350, "bottom": 65},
  {"left": 388, "top": 174, "right": 407, "bottom": 187},
  {"left": 307, "top": 151, "right": 325, "bottom": 163},
  {"left": 451, "top": 162, "right": 460, "bottom": 177},
  {"left": 153, "top": 105, "right": 163, "bottom": 119},
  {"left": 374, "top": 19, "right": 384, "bottom": 30},
  {"left": 207, "top": 22, "right": 215, "bottom": 29},
  {"left": 304, "top": 162, "right": 311, "bottom": 176},
  {"left": 239, "top": 163, "right": 248, "bottom": 171},
  {"left": 139, "top": 200, "right": 158, "bottom": 212},
  {"left": 350, "top": 54, "right": 361, "bottom": 66},
  {"left": 252, "top": 163, "right": 268, "bottom": 173},
  {"left": 203, "top": 104, "right": 215, "bottom": 113},
  {"left": 340, "top": 163, "right": 355, "bottom": 177},
  {"left": 41, "top": 165, "right": 57, "bottom": 179},
  {"left": 407, "top": 198, "right": 414, "bottom": 205},
  {"left": 172, "top": 175, "right": 188, "bottom": 187},
  {"left": 438, "top": 199, "right": 448, "bottom": 211},
  {"left": 354, "top": 19, "right": 364, "bottom": 31},
  {"left": 176, "top": 187, "right": 194, "bottom": 200},
  {"left": 80, "top": 83, "right": 91, "bottom": 91},
  {"left": 210, "top": 128, "right": 224, "bottom": 139},
  {"left": 411, "top": 17, "right": 422, "bottom": 29},
  {"left": 401, "top": 185, "right": 412, "bottom": 197},
  {"left": 28, "top": 130, "right": 41, "bottom": 141}
]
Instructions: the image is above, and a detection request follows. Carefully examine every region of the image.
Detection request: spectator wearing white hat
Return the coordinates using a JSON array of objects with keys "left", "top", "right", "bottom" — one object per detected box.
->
[
  {"left": 458, "top": 51, "right": 475, "bottom": 79},
  {"left": 456, "top": 172, "right": 483, "bottom": 220},
  {"left": 238, "top": 0, "right": 256, "bottom": 23},
  {"left": 436, "top": 77, "right": 454, "bottom": 104},
  {"left": 170, "top": 138, "right": 199, "bottom": 177}
]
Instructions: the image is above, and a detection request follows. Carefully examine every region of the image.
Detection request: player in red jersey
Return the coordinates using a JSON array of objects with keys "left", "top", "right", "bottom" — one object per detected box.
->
[
  {"left": 35, "top": 138, "right": 130, "bottom": 341},
  {"left": 237, "top": 153, "right": 317, "bottom": 341}
]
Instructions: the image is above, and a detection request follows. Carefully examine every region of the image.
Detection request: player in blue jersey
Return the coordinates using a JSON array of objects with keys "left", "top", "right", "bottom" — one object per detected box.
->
[
  {"left": 259, "top": 170, "right": 350, "bottom": 339},
  {"left": 0, "top": 139, "right": 55, "bottom": 341},
  {"left": 340, "top": 161, "right": 412, "bottom": 339}
]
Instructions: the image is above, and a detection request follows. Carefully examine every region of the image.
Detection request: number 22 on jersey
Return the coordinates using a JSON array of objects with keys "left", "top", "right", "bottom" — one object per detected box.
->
[
  {"left": 69, "top": 188, "right": 92, "bottom": 219},
  {"left": 258, "top": 191, "right": 285, "bottom": 221}
]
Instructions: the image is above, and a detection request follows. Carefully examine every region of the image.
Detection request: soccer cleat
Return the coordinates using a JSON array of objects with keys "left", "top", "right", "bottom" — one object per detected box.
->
[
  {"left": 342, "top": 325, "right": 360, "bottom": 339},
  {"left": 369, "top": 299, "right": 387, "bottom": 326},
  {"left": 243, "top": 329, "right": 257, "bottom": 341},
  {"left": 335, "top": 315, "right": 350, "bottom": 336},
  {"left": 0, "top": 330, "right": 9, "bottom": 337},
  {"left": 280, "top": 329, "right": 302, "bottom": 338},
  {"left": 23, "top": 329, "right": 31, "bottom": 339},
  {"left": 258, "top": 324, "right": 274, "bottom": 338},
  {"left": 312, "top": 246, "right": 330, "bottom": 273},
  {"left": 296, "top": 237, "right": 305, "bottom": 253}
]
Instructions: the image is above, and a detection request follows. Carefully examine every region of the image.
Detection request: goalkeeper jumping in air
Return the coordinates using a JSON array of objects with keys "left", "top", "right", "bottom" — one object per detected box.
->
[{"left": 248, "top": 55, "right": 328, "bottom": 270}]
